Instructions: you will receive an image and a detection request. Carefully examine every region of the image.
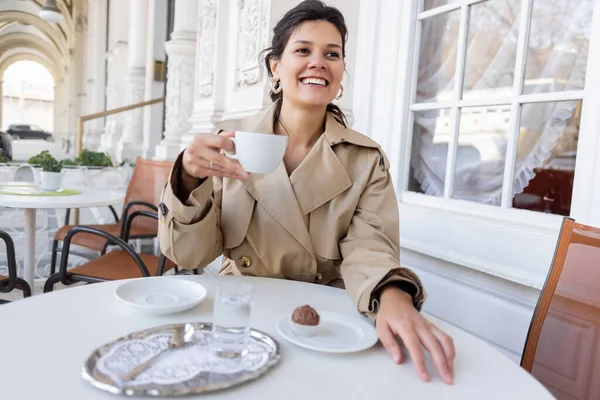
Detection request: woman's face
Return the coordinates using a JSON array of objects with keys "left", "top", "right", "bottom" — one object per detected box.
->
[{"left": 270, "top": 20, "right": 345, "bottom": 109}]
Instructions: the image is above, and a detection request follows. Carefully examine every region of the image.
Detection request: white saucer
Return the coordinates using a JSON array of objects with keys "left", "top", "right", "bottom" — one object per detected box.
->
[
  {"left": 276, "top": 311, "right": 378, "bottom": 353},
  {"left": 114, "top": 277, "right": 207, "bottom": 316}
]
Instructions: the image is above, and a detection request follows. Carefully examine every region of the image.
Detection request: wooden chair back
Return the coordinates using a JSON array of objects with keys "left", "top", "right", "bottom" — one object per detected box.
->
[
  {"left": 122, "top": 157, "right": 173, "bottom": 232},
  {"left": 521, "top": 218, "right": 600, "bottom": 400}
]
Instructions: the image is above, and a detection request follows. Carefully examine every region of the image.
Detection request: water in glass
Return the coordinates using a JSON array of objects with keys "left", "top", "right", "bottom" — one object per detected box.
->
[{"left": 211, "top": 282, "right": 253, "bottom": 358}]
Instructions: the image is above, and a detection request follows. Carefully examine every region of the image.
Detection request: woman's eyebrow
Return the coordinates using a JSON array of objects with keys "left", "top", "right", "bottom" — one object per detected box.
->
[{"left": 291, "top": 40, "right": 342, "bottom": 50}]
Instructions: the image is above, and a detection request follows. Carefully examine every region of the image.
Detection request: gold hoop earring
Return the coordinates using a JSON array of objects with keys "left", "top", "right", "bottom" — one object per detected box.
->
[
  {"left": 335, "top": 84, "right": 344, "bottom": 100},
  {"left": 270, "top": 77, "right": 282, "bottom": 94}
]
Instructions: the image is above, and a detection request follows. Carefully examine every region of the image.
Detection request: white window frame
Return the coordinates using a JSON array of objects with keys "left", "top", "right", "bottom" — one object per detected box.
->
[{"left": 377, "top": 0, "right": 600, "bottom": 288}]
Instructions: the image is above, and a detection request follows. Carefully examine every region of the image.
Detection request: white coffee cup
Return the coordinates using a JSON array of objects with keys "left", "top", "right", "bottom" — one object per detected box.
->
[{"left": 225, "top": 131, "right": 288, "bottom": 174}]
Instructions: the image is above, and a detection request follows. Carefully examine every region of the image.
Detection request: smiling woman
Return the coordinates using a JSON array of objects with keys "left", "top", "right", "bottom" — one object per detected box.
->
[
  {"left": 158, "top": 0, "right": 455, "bottom": 385},
  {"left": 264, "top": 17, "right": 347, "bottom": 131}
]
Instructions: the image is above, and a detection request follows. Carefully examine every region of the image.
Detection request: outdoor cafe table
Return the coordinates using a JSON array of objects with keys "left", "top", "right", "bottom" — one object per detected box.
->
[
  {"left": 0, "top": 187, "right": 125, "bottom": 293},
  {"left": 0, "top": 275, "right": 554, "bottom": 399}
]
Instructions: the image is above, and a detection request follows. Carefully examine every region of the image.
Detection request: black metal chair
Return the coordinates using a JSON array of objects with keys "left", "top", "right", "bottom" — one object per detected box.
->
[
  {"left": 0, "top": 230, "right": 32, "bottom": 303},
  {"left": 49, "top": 158, "right": 173, "bottom": 275},
  {"left": 43, "top": 210, "right": 180, "bottom": 293}
]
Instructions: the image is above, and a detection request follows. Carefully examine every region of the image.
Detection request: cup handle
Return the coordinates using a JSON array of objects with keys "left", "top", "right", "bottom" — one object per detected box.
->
[{"left": 224, "top": 137, "right": 238, "bottom": 160}]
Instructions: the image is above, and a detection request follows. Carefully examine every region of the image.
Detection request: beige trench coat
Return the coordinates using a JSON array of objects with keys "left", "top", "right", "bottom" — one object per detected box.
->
[{"left": 158, "top": 103, "right": 425, "bottom": 319}]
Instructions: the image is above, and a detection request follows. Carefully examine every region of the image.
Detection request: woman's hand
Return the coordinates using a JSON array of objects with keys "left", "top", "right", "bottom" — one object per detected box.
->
[
  {"left": 182, "top": 131, "right": 249, "bottom": 180},
  {"left": 376, "top": 286, "right": 455, "bottom": 384}
]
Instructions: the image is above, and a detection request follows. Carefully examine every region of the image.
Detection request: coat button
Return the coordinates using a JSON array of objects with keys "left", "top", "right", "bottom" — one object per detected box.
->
[
  {"left": 239, "top": 256, "right": 252, "bottom": 268},
  {"left": 315, "top": 272, "right": 323, "bottom": 282}
]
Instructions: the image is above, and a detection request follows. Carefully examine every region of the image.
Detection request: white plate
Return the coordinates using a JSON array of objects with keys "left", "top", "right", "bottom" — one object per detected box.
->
[
  {"left": 276, "top": 311, "right": 378, "bottom": 353},
  {"left": 114, "top": 277, "right": 207, "bottom": 316}
]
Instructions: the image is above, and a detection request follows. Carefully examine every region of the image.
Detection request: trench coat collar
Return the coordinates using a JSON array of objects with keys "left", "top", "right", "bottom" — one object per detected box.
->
[{"left": 215, "top": 102, "right": 380, "bottom": 256}]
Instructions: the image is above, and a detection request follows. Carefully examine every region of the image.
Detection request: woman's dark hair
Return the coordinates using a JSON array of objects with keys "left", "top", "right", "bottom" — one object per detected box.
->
[{"left": 262, "top": 0, "right": 348, "bottom": 127}]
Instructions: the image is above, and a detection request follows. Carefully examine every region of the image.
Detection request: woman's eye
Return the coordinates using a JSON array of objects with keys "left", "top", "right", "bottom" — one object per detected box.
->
[
  {"left": 295, "top": 48, "right": 309, "bottom": 54},
  {"left": 327, "top": 52, "right": 340, "bottom": 58}
]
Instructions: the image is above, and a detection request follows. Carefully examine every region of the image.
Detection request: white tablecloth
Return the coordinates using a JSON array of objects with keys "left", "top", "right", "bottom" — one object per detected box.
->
[{"left": 0, "top": 275, "right": 554, "bottom": 399}]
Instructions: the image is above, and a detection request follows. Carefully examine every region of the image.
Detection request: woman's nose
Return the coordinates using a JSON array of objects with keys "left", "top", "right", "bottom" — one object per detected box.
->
[{"left": 307, "top": 55, "right": 327, "bottom": 69}]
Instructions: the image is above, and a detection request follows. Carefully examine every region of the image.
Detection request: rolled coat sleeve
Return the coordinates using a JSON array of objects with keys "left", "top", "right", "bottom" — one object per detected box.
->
[
  {"left": 339, "top": 156, "right": 426, "bottom": 320},
  {"left": 158, "top": 155, "right": 223, "bottom": 270}
]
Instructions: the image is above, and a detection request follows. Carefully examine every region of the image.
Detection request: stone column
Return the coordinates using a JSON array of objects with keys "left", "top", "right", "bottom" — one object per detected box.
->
[
  {"left": 57, "top": 74, "right": 71, "bottom": 142},
  {"left": 53, "top": 79, "right": 60, "bottom": 135},
  {"left": 66, "top": 1, "right": 88, "bottom": 147},
  {"left": 100, "top": 41, "right": 127, "bottom": 156},
  {"left": 180, "top": 0, "right": 229, "bottom": 147},
  {"left": 0, "top": 81, "right": 3, "bottom": 130},
  {"left": 53, "top": 78, "right": 64, "bottom": 152},
  {"left": 141, "top": 0, "right": 168, "bottom": 160},
  {"left": 117, "top": 0, "right": 149, "bottom": 162},
  {"left": 83, "top": 0, "right": 108, "bottom": 150},
  {"left": 181, "top": 0, "right": 282, "bottom": 146},
  {"left": 154, "top": 0, "right": 198, "bottom": 161},
  {"left": 60, "top": 73, "right": 71, "bottom": 141}
]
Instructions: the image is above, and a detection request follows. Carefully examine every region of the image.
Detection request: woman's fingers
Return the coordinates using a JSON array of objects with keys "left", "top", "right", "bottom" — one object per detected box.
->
[
  {"left": 396, "top": 326, "right": 430, "bottom": 382},
  {"left": 429, "top": 324, "right": 455, "bottom": 375},
  {"left": 184, "top": 133, "right": 248, "bottom": 178},
  {"left": 419, "top": 328, "right": 453, "bottom": 384},
  {"left": 376, "top": 287, "right": 455, "bottom": 385},
  {"left": 184, "top": 153, "right": 245, "bottom": 180},
  {"left": 199, "top": 148, "right": 247, "bottom": 177},
  {"left": 376, "top": 321, "right": 402, "bottom": 364},
  {"left": 198, "top": 132, "right": 236, "bottom": 153},
  {"left": 199, "top": 166, "right": 243, "bottom": 179}
]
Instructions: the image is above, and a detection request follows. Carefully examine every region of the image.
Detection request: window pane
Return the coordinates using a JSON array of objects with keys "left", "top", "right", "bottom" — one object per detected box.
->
[
  {"left": 424, "top": 0, "right": 460, "bottom": 12},
  {"left": 408, "top": 0, "right": 590, "bottom": 211},
  {"left": 523, "top": 0, "right": 594, "bottom": 94},
  {"left": 512, "top": 101, "right": 580, "bottom": 215},
  {"left": 409, "top": 109, "right": 452, "bottom": 197},
  {"left": 462, "top": 0, "right": 521, "bottom": 100},
  {"left": 416, "top": 10, "right": 460, "bottom": 103},
  {"left": 451, "top": 106, "right": 511, "bottom": 203}
]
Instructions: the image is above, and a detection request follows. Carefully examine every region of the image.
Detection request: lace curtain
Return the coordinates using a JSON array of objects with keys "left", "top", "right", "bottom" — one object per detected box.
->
[{"left": 412, "top": 0, "right": 593, "bottom": 204}]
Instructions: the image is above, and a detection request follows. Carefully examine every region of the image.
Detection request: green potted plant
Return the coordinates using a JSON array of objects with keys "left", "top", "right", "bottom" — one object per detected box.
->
[
  {"left": 76, "top": 150, "right": 113, "bottom": 168},
  {"left": 61, "top": 158, "right": 78, "bottom": 167},
  {"left": 39, "top": 155, "right": 64, "bottom": 191},
  {"left": 28, "top": 150, "right": 53, "bottom": 166}
]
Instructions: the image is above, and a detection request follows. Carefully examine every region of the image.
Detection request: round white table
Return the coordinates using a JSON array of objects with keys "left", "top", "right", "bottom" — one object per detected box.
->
[
  {"left": 0, "top": 275, "right": 554, "bottom": 399},
  {"left": 0, "top": 187, "right": 125, "bottom": 292}
]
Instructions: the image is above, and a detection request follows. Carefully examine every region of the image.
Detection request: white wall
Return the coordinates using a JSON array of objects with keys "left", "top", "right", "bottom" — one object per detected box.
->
[{"left": 403, "top": 250, "right": 538, "bottom": 363}]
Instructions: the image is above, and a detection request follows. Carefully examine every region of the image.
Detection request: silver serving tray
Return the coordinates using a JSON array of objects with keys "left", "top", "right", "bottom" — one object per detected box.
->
[{"left": 82, "top": 322, "right": 280, "bottom": 397}]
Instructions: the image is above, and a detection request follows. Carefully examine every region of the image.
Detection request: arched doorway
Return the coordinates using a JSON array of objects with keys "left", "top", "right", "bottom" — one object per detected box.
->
[{"left": 2, "top": 60, "right": 55, "bottom": 134}]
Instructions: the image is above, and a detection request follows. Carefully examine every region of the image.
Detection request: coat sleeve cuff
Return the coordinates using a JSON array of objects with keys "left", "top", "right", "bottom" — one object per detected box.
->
[
  {"left": 161, "top": 171, "right": 214, "bottom": 226},
  {"left": 360, "top": 268, "right": 426, "bottom": 323}
]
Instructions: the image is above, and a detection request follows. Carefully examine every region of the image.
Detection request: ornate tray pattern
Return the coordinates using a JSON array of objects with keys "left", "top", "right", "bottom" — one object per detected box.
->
[{"left": 82, "top": 322, "right": 281, "bottom": 397}]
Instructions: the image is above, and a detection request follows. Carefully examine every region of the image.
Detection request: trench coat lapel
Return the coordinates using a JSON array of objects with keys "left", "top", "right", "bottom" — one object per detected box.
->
[
  {"left": 215, "top": 106, "right": 357, "bottom": 257},
  {"left": 290, "top": 114, "right": 352, "bottom": 215},
  {"left": 244, "top": 163, "right": 315, "bottom": 256},
  {"left": 216, "top": 104, "right": 315, "bottom": 257}
]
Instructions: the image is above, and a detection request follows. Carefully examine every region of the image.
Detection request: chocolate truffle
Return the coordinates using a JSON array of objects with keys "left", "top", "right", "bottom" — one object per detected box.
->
[{"left": 291, "top": 305, "right": 320, "bottom": 326}]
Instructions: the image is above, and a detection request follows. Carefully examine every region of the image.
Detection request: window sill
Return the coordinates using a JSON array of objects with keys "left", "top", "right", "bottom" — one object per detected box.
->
[{"left": 398, "top": 193, "right": 564, "bottom": 289}]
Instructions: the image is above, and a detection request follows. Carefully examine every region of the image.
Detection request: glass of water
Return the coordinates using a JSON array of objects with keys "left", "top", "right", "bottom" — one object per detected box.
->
[{"left": 211, "top": 282, "right": 254, "bottom": 358}]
